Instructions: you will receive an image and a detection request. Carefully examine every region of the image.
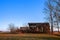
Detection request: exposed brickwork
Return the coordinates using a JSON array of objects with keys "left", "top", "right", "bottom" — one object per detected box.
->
[{"left": 19, "top": 23, "right": 50, "bottom": 33}]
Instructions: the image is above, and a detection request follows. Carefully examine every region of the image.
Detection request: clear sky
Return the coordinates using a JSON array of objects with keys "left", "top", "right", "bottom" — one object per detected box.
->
[{"left": 0, "top": 0, "right": 47, "bottom": 31}]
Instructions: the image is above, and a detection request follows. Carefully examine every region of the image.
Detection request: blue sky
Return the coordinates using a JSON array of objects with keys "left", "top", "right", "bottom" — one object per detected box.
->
[{"left": 0, "top": 0, "right": 47, "bottom": 31}]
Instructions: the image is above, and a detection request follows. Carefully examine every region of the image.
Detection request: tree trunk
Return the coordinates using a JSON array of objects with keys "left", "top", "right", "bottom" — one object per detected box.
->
[{"left": 50, "top": 10, "right": 53, "bottom": 34}]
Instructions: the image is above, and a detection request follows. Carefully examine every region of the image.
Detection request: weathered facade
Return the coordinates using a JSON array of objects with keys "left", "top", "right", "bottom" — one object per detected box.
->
[
  {"left": 28, "top": 23, "right": 50, "bottom": 33},
  {"left": 20, "top": 23, "right": 50, "bottom": 33},
  {"left": 20, "top": 27, "right": 29, "bottom": 33}
]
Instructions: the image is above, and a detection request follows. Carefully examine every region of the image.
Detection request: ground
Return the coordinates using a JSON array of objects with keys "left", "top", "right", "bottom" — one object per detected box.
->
[{"left": 0, "top": 33, "right": 60, "bottom": 40}]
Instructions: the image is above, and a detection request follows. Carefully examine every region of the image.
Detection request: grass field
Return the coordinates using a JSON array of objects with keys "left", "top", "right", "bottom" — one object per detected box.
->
[{"left": 0, "top": 33, "right": 60, "bottom": 40}]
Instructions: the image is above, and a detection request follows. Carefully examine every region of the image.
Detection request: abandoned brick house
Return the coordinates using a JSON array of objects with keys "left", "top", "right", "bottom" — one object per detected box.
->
[
  {"left": 20, "top": 23, "right": 50, "bottom": 33},
  {"left": 28, "top": 23, "right": 50, "bottom": 33}
]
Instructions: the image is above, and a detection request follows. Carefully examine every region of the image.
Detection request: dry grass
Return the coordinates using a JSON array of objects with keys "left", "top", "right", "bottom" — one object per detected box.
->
[
  {"left": 0, "top": 33, "right": 59, "bottom": 37},
  {"left": 0, "top": 33, "right": 60, "bottom": 40}
]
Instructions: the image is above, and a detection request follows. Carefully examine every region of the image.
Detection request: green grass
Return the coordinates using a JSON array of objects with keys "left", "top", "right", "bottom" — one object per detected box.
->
[{"left": 0, "top": 36, "right": 60, "bottom": 40}]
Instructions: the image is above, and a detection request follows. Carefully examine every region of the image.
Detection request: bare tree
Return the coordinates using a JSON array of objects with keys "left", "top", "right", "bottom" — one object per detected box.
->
[
  {"left": 53, "top": 0, "right": 60, "bottom": 32},
  {"left": 8, "top": 23, "right": 17, "bottom": 33},
  {"left": 44, "top": 0, "right": 60, "bottom": 33},
  {"left": 44, "top": 0, "right": 54, "bottom": 34}
]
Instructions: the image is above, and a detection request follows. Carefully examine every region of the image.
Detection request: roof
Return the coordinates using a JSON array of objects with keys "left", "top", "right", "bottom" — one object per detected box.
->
[{"left": 28, "top": 22, "right": 49, "bottom": 25}]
